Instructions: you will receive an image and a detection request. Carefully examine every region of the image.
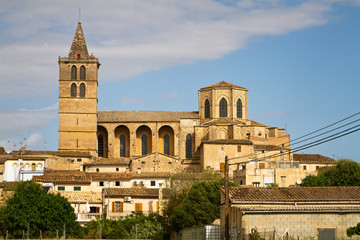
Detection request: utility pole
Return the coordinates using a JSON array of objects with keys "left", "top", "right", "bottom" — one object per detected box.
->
[{"left": 225, "top": 155, "right": 230, "bottom": 240}]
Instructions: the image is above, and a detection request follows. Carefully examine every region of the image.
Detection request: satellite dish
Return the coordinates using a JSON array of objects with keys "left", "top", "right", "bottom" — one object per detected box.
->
[{"left": 296, "top": 179, "right": 302, "bottom": 185}]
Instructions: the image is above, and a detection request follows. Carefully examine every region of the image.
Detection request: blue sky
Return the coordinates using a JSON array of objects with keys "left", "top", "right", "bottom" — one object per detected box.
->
[{"left": 0, "top": 0, "right": 359, "bottom": 160}]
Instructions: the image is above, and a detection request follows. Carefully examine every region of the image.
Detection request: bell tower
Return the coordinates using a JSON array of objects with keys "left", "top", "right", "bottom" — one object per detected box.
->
[{"left": 58, "top": 22, "right": 99, "bottom": 155}]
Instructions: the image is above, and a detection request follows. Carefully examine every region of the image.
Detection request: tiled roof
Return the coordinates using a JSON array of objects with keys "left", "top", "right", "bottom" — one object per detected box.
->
[
  {"left": 104, "top": 188, "right": 159, "bottom": 198},
  {"left": 225, "top": 187, "right": 360, "bottom": 202},
  {"left": 294, "top": 154, "right": 336, "bottom": 164},
  {"left": 202, "top": 139, "right": 253, "bottom": 145},
  {"left": 98, "top": 111, "right": 199, "bottom": 122},
  {"left": 53, "top": 191, "right": 102, "bottom": 204},
  {"left": 237, "top": 205, "right": 360, "bottom": 212},
  {"left": 84, "top": 158, "right": 130, "bottom": 166},
  {"left": 200, "top": 81, "right": 247, "bottom": 91},
  {"left": 254, "top": 145, "right": 289, "bottom": 151},
  {"left": 10, "top": 150, "right": 92, "bottom": 157},
  {"left": 201, "top": 118, "right": 247, "bottom": 126},
  {"left": 87, "top": 172, "right": 132, "bottom": 181},
  {"left": 33, "top": 171, "right": 91, "bottom": 184},
  {"left": 131, "top": 172, "right": 171, "bottom": 179}
]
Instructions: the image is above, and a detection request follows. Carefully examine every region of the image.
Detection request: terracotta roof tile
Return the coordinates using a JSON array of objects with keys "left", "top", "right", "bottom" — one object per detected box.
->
[
  {"left": 98, "top": 111, "right": 199, "bottom": 122},
  {"left": 131, "top": 172, "right": 171, "bottom": 179},
  {"left": 84, "top": 158, "right": 130, "bottom": 166},
  {"left": 254, "top": 145, "right": 289, "bottom": 151},
  {"left": 33, "top": 171, "right": 91, "bottom": 184},
  {"left": 294, "top": 154, "right": 336, "bottom": 164},
  {"left": 202, "top": 139, "right": 253, "bottom": 145},
  {"left": 87, "top": 172, "right": 132, "bottom": 181},
  {"left": 104, "top": 188, "right": 159, "bottom": 198},
  {"left": 53, "top": 191, "right": 102, "bottom": 204},
  {"left": 238, "top": 206, "right": 360, "bottom": 212},
  {"left": 226, "top": 187, "right": 360, "bottom": 202},
  {"left": 200, "top": 81, "right": 247, "bottom": 90}
]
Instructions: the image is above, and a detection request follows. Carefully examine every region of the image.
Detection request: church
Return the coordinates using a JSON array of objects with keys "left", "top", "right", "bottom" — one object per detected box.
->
[{"left": 58, "top": 22, "right": 292, "bottom": 177}]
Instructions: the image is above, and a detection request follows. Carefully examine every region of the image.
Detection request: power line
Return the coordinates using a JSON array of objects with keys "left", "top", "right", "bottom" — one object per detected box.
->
[{"left": 227, "top": 112, "right": 360, "bottom": 164}]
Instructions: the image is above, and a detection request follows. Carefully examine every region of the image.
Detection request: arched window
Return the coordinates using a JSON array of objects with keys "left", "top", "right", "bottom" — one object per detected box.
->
[
  {"left": 80, "top": 83, "right": 86, "bottom": 98},
  {"left": 120, "top": 134, "right": 126, "bottom": 157},
  {"left": 219, "top": 98, "right": 227, "bottom": 117},
  {"left": 141, "top": 134, "right": 148, "bottom": 155},
  {"left": 31, "top": 163, "right": 36, "bottom": 171},
  {"left": 80, "top": 65, "right": 86, "bottom": 80},
  {"left": 71, "top": 65, "right": 77, "bottom": 80},
  {"left": 71, "top": 83, "right": 77, "bottom": 97},
  {"left": 204, "top": 99, "right": 210, "bottom": 118},
  {"left": 98, "top": 135, "right": 104, "bottom": 157},
  {"left": 237, "top": 98, "right": 242, "bottom": 118},
  {"left": 186, "top": 134, "right": 192, "bottom": 159},
  {"left": 164, "top": 134, "right": 170, "bottom": 155}
]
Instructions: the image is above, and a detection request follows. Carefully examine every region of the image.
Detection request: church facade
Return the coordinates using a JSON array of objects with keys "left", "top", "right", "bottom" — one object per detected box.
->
[{"left": 58, "top": 22, "right": 291, "bottom": 176}]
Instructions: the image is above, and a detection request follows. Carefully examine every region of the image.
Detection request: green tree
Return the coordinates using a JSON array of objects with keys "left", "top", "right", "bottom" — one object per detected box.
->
[
  {"left": 301, "top": 159, "right": 360, "bottom": 187},
  {"left": 0, "top": 181, "right": 82, "bottom": 239},
  {"left": 347, "top": 223, "right": 360, "bottom": 237},
  {"left": 168, "top": 178, "right": 237, "bottom": 233},
  {"left": 83, "top": 212, "right": 164, "bottom": 239}
]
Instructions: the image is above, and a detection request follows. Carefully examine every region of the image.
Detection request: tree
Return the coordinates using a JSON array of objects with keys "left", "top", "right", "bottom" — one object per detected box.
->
[
  {"left": 167, "top": 178, "right": 237, "bottom": 233},
  {"left": 301, "top": 159, "right": 360, "bottom": 187},
  {"left": 347, "top": 223, "right": 360, "bottom": 237},
  {"left": 0, "top": 181, "right": 82, "bottom": 239},
  {"left": 84, "top": 212, "right": 164, "bottom": 239}
]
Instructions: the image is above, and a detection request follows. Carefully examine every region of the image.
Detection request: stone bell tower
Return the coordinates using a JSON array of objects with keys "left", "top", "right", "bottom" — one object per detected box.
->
[{"left": 58, "top": 22, "right": 99, "bottom": 155}]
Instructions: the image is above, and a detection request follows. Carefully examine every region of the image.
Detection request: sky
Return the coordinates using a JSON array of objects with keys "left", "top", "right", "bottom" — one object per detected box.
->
[{"left": 0, "top": 0, "right": 359, "bottom": 161}]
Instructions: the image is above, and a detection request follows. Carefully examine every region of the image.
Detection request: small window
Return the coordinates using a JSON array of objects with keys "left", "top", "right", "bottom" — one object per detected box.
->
[
  {"left": 90, "top": 207, "right": 100, "bottom": 213},
  {"left": 80, "top": 83, "right": 86, "bottom": 98},
  {"left": 236, "top": 98, "right": 243, "bottom": 118},
  {"left": 219, "top": 98, "right": 228, "bottom": 117},
  {"left": 71, "top": 65, "right": 77, "bottom": 80},
  {"left": 99, "top": 181, "right": 104, "bottom": 187},
  {"left": 71, "top": 83, "right": 77, "bottom": 97},
  {"left": 141, "top": 161, "right": 145, "bottom": 165},
  {"left": 204, "top": 99, "right": 210, "bottom": 118},
  {"left": 74, "top": 186, "right": 81, "bottom": 191},
  {"left": 96, "top": 168, "right": 99, "bottom": 172},
  {"left": 115, "top": 181, "right": 121, "bottom": 186},
  {"left": 316, "top": 166, "right": 320, "bottom": 171},
  {"left": 259, "top": 163, "right": 265, "bottom": 169},
  {"left": 237, "top": 145, "right": 241, "bottom": 152},
  {"left": 303, "top": 165, "right": 307, "bottom": 170},
  {"left": 80, "top": 65, "right": 86, "bottom": 80},
  {"left": 58, "top": 186, "right": 65, "bottom": 191},
  {"left": 77, "top": 158, "right": 82, "bottom": 162},
  {"left": 31, "top": 163, "right": 36, "bottom": 171},
  {"left": 141, "top": 134, "right": 148, "bottom": 155},
  {"left": 112, "top": 201, "right": 124, "bottom": 213},
  {"left": 151, "top": 181, "right": 156, "bottom": 186},
  {"left": 135, "top": 203, "right": 143, "bottom": 213},
  {"left": 164, "top": 134, "right": 170, "bottom": 155},
  {"left": 186, "top": 134, "right": 192, "bottom": 159},
  {"left": 116, "top": 167, "right": 119, "bottom": 172}
]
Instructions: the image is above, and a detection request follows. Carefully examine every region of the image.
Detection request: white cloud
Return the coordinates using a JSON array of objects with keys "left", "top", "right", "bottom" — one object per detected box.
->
[
  {"left": 0, "top": 0, "right": 342, "bottom": 100},
  {"left": 0, "top": 133, "right": 46, "bottom": 152},
  {"left": 163, "top": 91, "right": 178, "bottom": 100},
  {"left": 0, "top": 103, "right": 58, "bottom": 139}
]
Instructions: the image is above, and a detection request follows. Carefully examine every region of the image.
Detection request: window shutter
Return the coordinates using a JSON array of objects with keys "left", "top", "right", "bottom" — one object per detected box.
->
[
  {"left": 112, "top": 202, "right": 115, "bottom": 212},
  {"left": 120, "top": 202, "right": 124, "bottom": 213}
]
